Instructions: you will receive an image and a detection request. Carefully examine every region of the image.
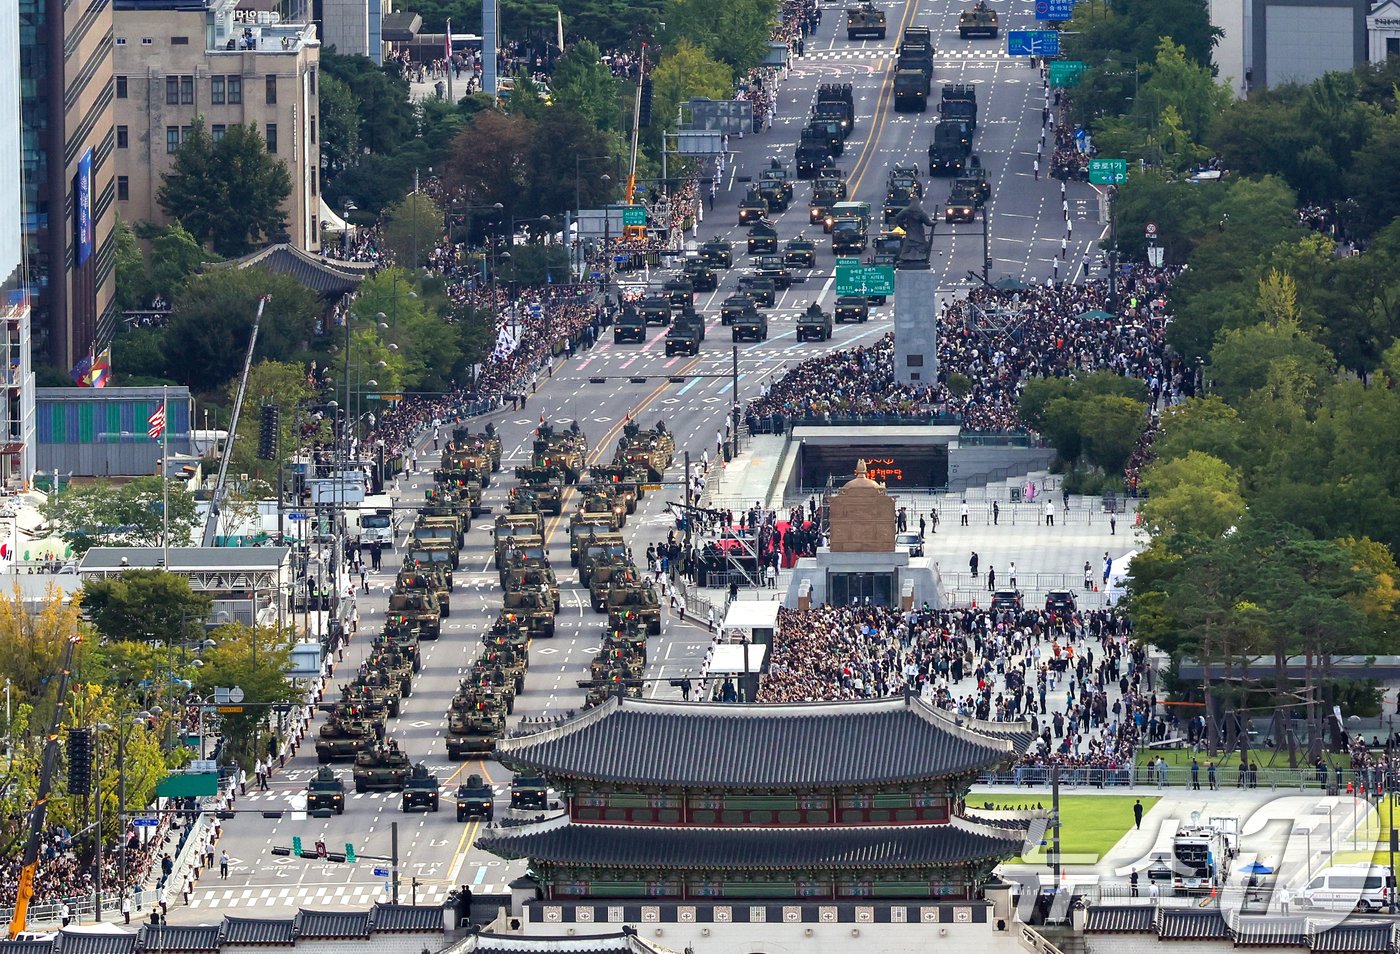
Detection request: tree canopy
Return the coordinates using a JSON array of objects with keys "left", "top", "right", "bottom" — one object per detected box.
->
[{"left": 42, "top": 478, "right": 200, "bottom": 553}]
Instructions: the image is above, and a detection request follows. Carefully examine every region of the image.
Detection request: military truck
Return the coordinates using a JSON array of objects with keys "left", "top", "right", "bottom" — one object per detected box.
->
[
  {"left": 638, "top": 294, "right": 672, "bottom": 326},
  {"left": 662, "top": 276, "right": 694, "bottom": 309},
  {"left": 576, "top": 484, "right": 627, "bottom": 528},
  {"left": 945, "top": 178, "right": 981, "bottom": 223},
  {"left": 386, "top": 590, "right": 442, "bottom": 639},
  {"left": 894, "top": 68, "right": 931, "bottom": 112},
  {"left": 797, "top": 302, "right": 834, "bottom": 342},
  {"left": 784, "top": 237, "right": 817, "bottom": 269},
  {"left": 746, "top": 220, "right": 778, "bottom": 255},
  {"left": 884, "top": 168, "right": 923, "bottom": 224},
  {"left": 721, "top": 293, "right": 760, "bottom": 326},
  {"left": 963, "top": 155, "right": 991, "bottom": 203},
  {"left": 403, "top": 546, "right": 455, "bottom": 590},
  {"left": 352, "top": 740, "right": 411, "bottom": 793},
  {"left": 496, "top": 510, "right": 545, "bottom": 539},
  {"left": 455, "top": 775, "right": 495, "bottom": 821},
  {"left": 578, "top": 535, "right": 628, "bottom": 587},
  {"left": 795, "top": 133, "right": 835, "bottom": 179},
  {"left": 941, "top": 85, "right": 978, "bottom": 132},
  {"left": 613, "top": 303, "right": 647, "bottom": 343},
  {"left": 681, "top": 258, "right": 718, "bottom": 291},
  {"left": 665, "top": 314, "right": 702, "bottom": 356},
  {"left": 809, "top": 175, "right": 848, "bottom": 226},
  {"left": 928, "top": 119, "right": 973, "bottom": 176},
  {"left": 732, "top": 308, "right": 769, "bottom": 342},
  {"left": 757, "top": 178, "right": 792, "bottom": 215},
  {"left": 510, "top": 775, "right": 550, "bottom": 812},
  {"left": 734, "top": 276, "right": 775, "bottom": 309},
  {"left": 445, "top": 692, "right": 506, "bottom": 759},
  {"left": 410, "top": 518, "right": 458, "bottom": 555},
  {"left": 754, "top": 255, "right": 794, "bottom": 291},
  {"left": 495, "top": 522, "right": 545, "bottom": 570},
  {"left": 806, "top": 118, "right": 846, "bottom": 156},
  {"left": 305, "top": 765, "right": 346, "bottom": 814},
  {"left": 315, "top": 710, "right": 379, "bottom": 763},
  {"left": 606, "top": 581, "right": 663, "bottom": 635},
  {"left": 401, "top": 763, "right": 441, "bottom": 812},
  {"left": 418, "top": 504, "right": 469, "bottom": 547},
  {"left": 701, "top": 237, "right": 734, "bottom": 268},
  {"left": 514, "top": 467, "right": 564, "bottom": 515},
  {"left": 846, "top": 0, "right": 886, "bottom": 39},
  {"left": 738, "top": 189, "right": 768, "bottom": 226},
  {"left": 408, "top": 537, "right": 459, "bottom": 576},
  {"left": 814, "top": 83, "right": 855, "bottom": 135},
  {"left": 834, "top": 295, "right": 869, "bottom": 325},
  {"left": 831, "top": 207, "right": 871, "bottom": 254},
  {"left": 959, "top": 0, "right": 999, "bottom": 37},
  {"left": 570, "top": 514, "right": 619, "bottom": 566}
]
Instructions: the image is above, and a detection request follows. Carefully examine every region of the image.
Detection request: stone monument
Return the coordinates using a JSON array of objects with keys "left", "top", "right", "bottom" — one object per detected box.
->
[
  {"left": 827, "top": 459, "right": 897, "bottom": 552},
  {"left": 893, "top": 197, "right": 934, "bottom": 270}
]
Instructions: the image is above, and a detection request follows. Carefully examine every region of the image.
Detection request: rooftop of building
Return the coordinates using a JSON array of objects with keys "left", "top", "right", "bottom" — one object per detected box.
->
[
  {"left": 113, "top": 0, "right": 318, "bottom": 54},
  {"left": 494, "top": 695, "right": 1030, "bottom": 788}
]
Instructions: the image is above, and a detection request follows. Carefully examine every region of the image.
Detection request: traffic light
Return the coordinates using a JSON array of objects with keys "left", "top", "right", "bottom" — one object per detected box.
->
[
  {"left": 66, "top": 728, "right": 92, "bottom": 796},
  {"left": 257, "top": 404, "right": 280, "bottom": 461},
  {"left": 638, "top": 79, "right": 653, "bottom": 128},
  {"left": 292, "top": 836, "right": 303, "bottom": 856},
  {"left": 345, "top": 843, "right": 356, "bottom": 864}
]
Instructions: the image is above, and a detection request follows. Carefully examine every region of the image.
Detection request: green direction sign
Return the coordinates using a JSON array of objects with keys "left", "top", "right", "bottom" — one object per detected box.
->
[
  {"left": 621, "top": 206, "right": 647, "bottom": 227},
  {"left": 835, "top": 257, "right": 861, "bottom": 268},
  {"left": 156, "top": 772, "right": 219, "bottom": 799},
  {"left": 1089, "top": 158, "right": 1128, "bottom": 185},
  {"left": 835, "top": 264, "right": 895, "bottom": 297},
  {"left": 1049, "top": 60, "right": 1087, "bottom": 87}
]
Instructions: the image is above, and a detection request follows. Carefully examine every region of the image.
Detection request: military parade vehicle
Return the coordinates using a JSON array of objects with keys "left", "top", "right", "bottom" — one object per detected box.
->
[
  {"left": 809, "top": 172, "right": 848, "bottom": 225},
  {"left": 797, "top": 302, "right": 834, "bottom": 342},
  {"left": 701, "top": 236, "right": 734, "bottom": 268},
  {"left": 305, "top": 765, "right": 346, "bottom": 815},
  {"left": 754, "top": 255, "right": 794, "bottom": 291},
  {"left": 732, "top": 307, "right": 769, "bottom": 343},
  {"left": 380, "top": 620, "right": 422, "bottom": 672},
  {"left": 963, "top": 154, "right": 991, "bottom": 202},
  {"left": 607, "top": 615, "right": 652, "bottom": 663},
  {"left": 894, "top": 67, "right": 931, "bottom": 112},
  {"left": 613, "top": 302, "right": 647, "bottom": 343},
  {"left": 738, "top": 189, "right": 769, "bottom": 226},
  {"left": 721, "top": 293, "right": 761, "bottom": 326},
  {"left": 941, "top": 84, "right": 978, "bottom": 132},
  {"left": 783, "top": 237, "right": 817, "bottom": 269},
  {"left": 929, "top": 119, "right": 973, "bottom": 176},
  {"left": 403, "top": 546, "right": 455, "bottom": 590},
  {"left": 501, "top": 589, "right": 557, "bottom": 638},
  {"left": 449, "top": 426, "right": 502, "bottom": 471},
  {"left": 945, "top": 178, "right": 982, "bottom": 223},
  {"left": 638, "top": 293, "right": 672, "bottom": 326},
  {"left": 805, "top": 118, "right": 845, "bottom": 157},
  {"left": 588, "top": 556, "right": 635, "bottom": 611},
  {"left": 386, "top": 590, "right": 441, "bottom": 640},
  {"left": 736, "top": 275, "right": 776, "bottom": 307},
  {"left": 514, "top": 467, "right": 564, "bottom": 515},
  {"left": 665, "top": 313, "right": 703, "bottom": 356},
  {"left": 510, "top": 775, "right": 550, "bottom": 812},
  {"left": 479, "top": 642, "right": 529, "bottom": 693},
  {"left": 504, "top": 561, "right": 561, "bottom": 607},
  {"left": 681, "top": 257, "right": 718, "bottom": 291},
  {"left": 401, "top": 763, "right": 441, "bottom": 812},
  {"left": 532, "top": 422, "right": 587, "bottom": 483},
  {"left": 352, "top": 740, "right": 411, "bottom": 793},
  {"left": 814, "top": 84, "right": 855, "bottom": 136},
  {"left": 614, "top": 420, "right": 674, "bottom": 477},
  {"left": 606, "top": 580, "right": 663, "bottom": 635},
  {"left": 591, "top": 464, "right": 643, "bottom": 512},
  {"left": 959, "top": 0, "right": 999, "bottom": 37},
  {"left": 445, "top": 688, "right": 507, "bottom": 759},
  {"left": 315, "top": 709, "right": 379, "bottom": 763},
  {"left": 831, "top": 201, "right": 872, "bottom": 253},
  {"left": 364, "top": 647, "right": 414, "bottom": 698},
  {"left": 796, "top": 129, "right": 836, "bottom": 179},
  {"left": 487, "top": 613, "right": 532, "bottom": 655},
  {"left": 746, "top": 219, "right": 778, "bottom": 255},
  {"left": 662, "top": 276, "right": 694, "bottom": 309},
  {"left": 570, "top": 513, "right": 619, "bottom": 566},
  {"left": 355, "top": 669, "right": 403, "bottom": 718},
  {"left": 467, "top": 661, "right": 518, "bottom": 713},
  {"left": 495, "top": 520, "right": 545, "bottom": 569},
  {"left": 578, "top": 534, "right": 628, "bottom": 587},
  {"left": 834, "top": 294, "right": 868, "bottom": 323},
  {"left": 846, "top": 0, "right": 886, "bottom": 39},
  {"left": 575, "top": 481, "right": 628, "bottom": 528},
  {"left": 455, "top": 775, "right": 495, "bottom": 821}
]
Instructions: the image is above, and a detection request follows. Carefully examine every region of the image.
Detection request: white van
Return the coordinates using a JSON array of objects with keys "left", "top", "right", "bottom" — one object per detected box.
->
[
  {"left": 357, "top": 494, "right": 396, "bottom": 549},
  {"left": 1296, "top": 864, "right": 1393, "bottom": 912}
]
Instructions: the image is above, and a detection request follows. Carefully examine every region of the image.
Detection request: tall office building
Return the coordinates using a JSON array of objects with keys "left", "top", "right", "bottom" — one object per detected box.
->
[
  {"left": 4, "top": 2, "right": 38, "bottom": 485},
  {"left": 113, "top": 0, "right": 323, "bottom": 252},
  {"left": 19, "top": 0, "right": 118, "bottom": 373}
]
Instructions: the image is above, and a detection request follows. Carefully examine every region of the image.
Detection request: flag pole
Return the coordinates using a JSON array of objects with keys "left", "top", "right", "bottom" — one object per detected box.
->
[
  {"left": 162, "top": 385, "right": 169, "bottom": 566},
  {"left": 445, "top": 18, "right": 454, "bottom": 103}
]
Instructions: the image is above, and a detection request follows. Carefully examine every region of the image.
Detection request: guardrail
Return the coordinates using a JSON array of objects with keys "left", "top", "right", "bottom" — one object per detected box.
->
[{"left": 975, "top": 765, "right": 1370, "bottom": 792}]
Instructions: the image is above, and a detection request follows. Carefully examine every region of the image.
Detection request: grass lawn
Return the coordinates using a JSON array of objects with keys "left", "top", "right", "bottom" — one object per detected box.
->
[
  {"left": 970, "top": 793, "right": 1160, "bottom": 864},
  {"left": 1328, "top": 799, "right": 1400, "bottom": 867},
  {"left": 1135, "top": 749, "right": 1350, "bottom": 769}
]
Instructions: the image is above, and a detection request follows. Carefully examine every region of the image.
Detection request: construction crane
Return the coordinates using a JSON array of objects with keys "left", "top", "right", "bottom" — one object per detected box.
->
[
  {"left": 8, "top": 633, "right": 83, "bottom": 938},
  {"left": 623, "top": 43, "right": 649, "bottom": 243},
  {"left": 201, "top": 295, "right": 269, "bottom": 546}
]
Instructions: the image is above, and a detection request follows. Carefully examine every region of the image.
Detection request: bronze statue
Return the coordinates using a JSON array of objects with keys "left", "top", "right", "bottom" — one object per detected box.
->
[{"left": 894, "top": 196, "right": 935, "bottom": 269}]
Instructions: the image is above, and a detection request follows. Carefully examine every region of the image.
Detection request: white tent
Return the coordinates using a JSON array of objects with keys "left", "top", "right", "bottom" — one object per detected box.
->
[
  {"left": 1106, "top": 549, "right": 1138, "bottom": 606},
  {"left": 318, "top": 198, "right": 351, "bottom": 234}
]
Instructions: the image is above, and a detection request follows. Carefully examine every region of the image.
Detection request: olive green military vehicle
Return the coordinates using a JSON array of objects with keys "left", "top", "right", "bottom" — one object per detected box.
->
[
  {"left": 456, "top": 775, "right": 495, "bottom": 821},
  {"left": 386, "top": 590, "right": 441, "bottom": 639},
  {"left": 396, "top": 568, "right": 450, "bottom": 620},
  {"left": 578, "top": 535, "right": 628, "bottom": 587},
  {"left": 588, "top": 556, "right": 635, "bottom": 612},
  {"left": 403, "top": 545, "right": 456, "bottom": 587},
  {"left": 606, "top": 582, "right": 662, "bottom": 636},
  {"left": 501, "top": 589, "right": 557, "bottom": 638},
  {"left": 352, "top": 740, "right": 411, "bottom": 793},
  {"left": 513, "top": 467, "right": 564, "bottom": 515},
  {"left": 315, "top": 711, "right": 379, "bottom": 763},
  {"left": 306, "top": 766, "right": 346, "bottom": 814},
  {"left": 400, "top": 763, "right": 441, "bottom": 812},
  {"left": 503, "top": 563, "right": 560, "bottom": 606}
]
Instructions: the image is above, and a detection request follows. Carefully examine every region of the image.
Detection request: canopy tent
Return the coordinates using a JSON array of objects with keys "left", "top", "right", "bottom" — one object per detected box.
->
[
  {"left": 1106, "top": 549, "right": 1138, "bottom": 606},
  {"left": 318, "top": 199, "right": 352, "bottom": 234}
]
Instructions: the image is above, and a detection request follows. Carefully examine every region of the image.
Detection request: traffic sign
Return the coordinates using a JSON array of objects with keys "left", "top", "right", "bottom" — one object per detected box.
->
[
  {"left": 621, "top": 207, "right": 647, "bottom": 227},
  {"left": 1145, "top": 222, "right": 1158, "bottom": 236},
  {"left": 1007, "top": 30, "right": 1060, "bottom": 56},
  {"left": 835, "top": 257, "right": 861, "bottom": 268},
  {"left": 1088, "top": 158, "right": 1128, "bottom": 185},
  {"left": 372, "top": 867, "right": 390, "bottom": 878},
  {"left": 1035, "top": 0, "right": 1074, "bottom": 20},
  {"left": 133, "top": 817, "right": 160, "bottom": 827},
  {"left": 1048, "top": 60, "right": 1087, "bottom": 87},
  {"left": 835, "top": 264, "right": 895, "bottom": 297}
]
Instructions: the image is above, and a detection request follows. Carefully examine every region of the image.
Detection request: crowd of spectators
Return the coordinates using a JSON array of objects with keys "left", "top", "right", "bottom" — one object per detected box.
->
[
  {"left": 745, "top": 269, "right": 1189, "bottom": 456},
  {"left": 757, "top": 604, "right": 1154, "bottom": 773},
  {"left": 0, "top": 816, "right": 173, "bottom": 909}
]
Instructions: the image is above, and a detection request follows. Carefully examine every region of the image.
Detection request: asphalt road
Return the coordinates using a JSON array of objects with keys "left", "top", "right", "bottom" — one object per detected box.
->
[{"left": 178, "top": 0, "right": 1100, "bottom": 921}]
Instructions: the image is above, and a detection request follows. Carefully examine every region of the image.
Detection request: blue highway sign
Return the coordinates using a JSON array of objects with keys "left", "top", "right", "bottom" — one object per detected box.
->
[{"left": 1007, "top": 30, "right": 1060, "bottom": 56}]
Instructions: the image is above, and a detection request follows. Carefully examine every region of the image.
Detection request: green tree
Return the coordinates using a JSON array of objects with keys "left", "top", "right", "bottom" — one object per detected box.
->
[
  {"left": 1138, "top": 450, "right": 1245, "bottom": 541},
  {"left": 157, "top": 119, "right": 293, "bottom": 256},
  {"left": 1207, "top": 318, "right": 1334, "bottom": 407},
  {"left": 551, "top": 40, "right": 622, "bottom": 130},
  {"left": 1138, "top": 38, "right": 1231, "bottom": 144},
  {"left": 42, "top": 478, "right": 200, "bottom": 553},
  {"left": 318, "top": 74, "right": 362, "bottom": 180},
  {"left": 194, "top": 623, "right": 301, "bottom": 766},
  {"left": 1346, "top": 110, "right": 1400, "bottom": 238},
  {"left": 82, "top": 570, "right": 213, "bottom": 645},
  {"left": 525, "top": 109, "right": 615, "bottom": 219},
  {"left": 445, "top": 110, "right": 535, "bottom": 219},
  {"left": 114, "top": 217, "right": 149, "bottom": 313},
  {"left": 0, "top": 585, "right": 83, "bottom": 713},
  {"left": 382, "top": 193, "right": 445, "bottom": 270},
  {"left": 650, "top": 40, "right": 733, "bottom": 137},
  {"left": 226, "top": 360, "right": 329, "bottom": 481},
  {"left": 145, "top": 223, "right": 211, "bottom": 299},
  {"left": 1148, "top": 396, "right": 1245, "bottom": 465},
  {"left": 321, "top": 52, "right": 414, "bottom": 155},
  {"left": 1078, "top": 394, "right": 1148, "bottom": 475},
  {"left": 165, "top": 267, "right": 318, "bottom": 390}
]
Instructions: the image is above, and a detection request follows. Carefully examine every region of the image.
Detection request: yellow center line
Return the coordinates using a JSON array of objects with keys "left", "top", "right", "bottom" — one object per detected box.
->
[{"left": 846, "top": 0, "right": 922, "bottom": 199}]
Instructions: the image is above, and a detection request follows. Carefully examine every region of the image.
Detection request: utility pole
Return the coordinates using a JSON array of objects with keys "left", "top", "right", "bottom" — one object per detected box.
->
[
  {"left": 730, "top": 345, "right": 740, "bottom": 462},
  {"left": 683, "top": 451, "right": 692, "bottom": 560},
  {"left": 1051, "top": 763, "right": 1062, "bottom": 888},
  {"left": 391, "top": 821, "right": 400, "bottom": 903},
  {"left": 1106, "top": 186, "right": 1119, "bottom": 311}
]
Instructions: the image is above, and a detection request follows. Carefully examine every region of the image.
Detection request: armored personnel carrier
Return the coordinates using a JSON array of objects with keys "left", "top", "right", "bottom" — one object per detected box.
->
[
  {"left": 456, "top": 774, "right": 495, "bottom": 821},
  {"left": 401, "top": 763, "right": 441, "bottom": 812},
  {"left": 305, "top": 766, "right": 346, "bottom": 814}
]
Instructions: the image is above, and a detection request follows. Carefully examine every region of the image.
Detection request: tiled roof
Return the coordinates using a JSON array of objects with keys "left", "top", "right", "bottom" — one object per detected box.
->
[
  {"left": 0, "top": 942, "right": 54, "bottom": 954},
  {"left": 140, "top": 926, "right": 222, "bottom": 952},
  {"left": 1230, "top": 915, "right": 1308, "bottom": 946},
  {"left": 220, "top": 918, "right": 295, "bottom": 945},
  {"left": 494, "top": 696, "right": 1018, "bottom": 787},
  {"left": 1157, "top": 908, "right": 1229, "bottom": 940},
  {"left": 296, "top": 910, "right": 371, "bottom": 939},
  {"left": 227, "top": 245, "right": 374, "bottom": 297},
  {"left": 1310, "top": 922, "right": 1396, "bottom": 953},
  {"left": 58, "top": 933, "right": 138, "bottom": 954},
  {"left": 372, "top": 903, "right": 445, "bottom": 932},
  {"left": 478, "top": 816, "right": 1022, "bottom": 869},
  {"left": 1084, "top": 904, "right": 1155, "bottom": 933}
]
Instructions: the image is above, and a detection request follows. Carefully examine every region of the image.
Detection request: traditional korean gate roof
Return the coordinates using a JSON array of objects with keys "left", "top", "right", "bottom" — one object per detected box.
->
[{"left": 495, "top": 696, "right": 1021, "bottom": 788}]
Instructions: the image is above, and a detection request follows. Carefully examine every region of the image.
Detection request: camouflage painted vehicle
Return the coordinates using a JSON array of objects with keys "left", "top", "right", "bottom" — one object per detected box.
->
[
  {"left": 338, "top": 685, "right": 390, "bottom": 725},
  {"left": 449, "top": 428, "right": 502, "bottom": 471},
  {"left": 503, "top": 563, "right": 560, "bottom": 606},
  {"left": 531, "top": 422, "right": 588, "bottom": 483},
  {"left": 494, "top": 522, "right": 545, "bottom": 570},
  {"left": 501, "top": 588, "right": 557, "bottom": 638},
  {"left": 396, "top": 567, "right": 450, "bottom": 619},
  {"left": 606, "top": 582, "right": 662, "bottom": 636},
  {"left": 387, "top": 590, "right": 441, "bottom": 638},
  {"left": 445, "top": 700, "right": 506, "bottom": 759},
  {"left": 374, "top": 627, "right": 421, "bottom": 673},
  {"left": 403, "top": 546, "right": 455, "bottom": 588},
  {"left": 488, "top": 613, "right": 531, "bottom": 653},
  {"left": 364, "top": 647, "right": 414, "bottom": 698},
  {"left": 354, "top": 668, "right": 403, "bottom": 718},
  {"left": 315, "top": 711, "right": 379, "bottom": 763},
  {"left": 465, "top": 665, "right": 517, "bottom": 714},
  {"left": 305, "top": 766, "right": 346, "bottom": 814},
  {"left": 570, "top": 515, "right": 620, "bottom": 566},
  {"left": 352, "top": 740, "right": 411, "bottom": 793},
  {"left": 613, "top": 420, "right": 674, "bottom": 481},
  {"left": 513, "top": 467, "right": 564, "bottom": 515},
  {"left": 578, "top": 535, "right": 628, "bottom": 587},
  {"left": 588, "top": 556, "right": 635, "bottom": 612},
  {"left": 478, "top": 643, "right": 527, "bottom": 694},
  {"left": 574, "top": 483, "right": 627, "bottom": 528},
  {"left": 605, "top": 614, "right": 651, "bottom": 664},
  {"left": 590, "top": 465, "right": 643, "bottom": 512}
]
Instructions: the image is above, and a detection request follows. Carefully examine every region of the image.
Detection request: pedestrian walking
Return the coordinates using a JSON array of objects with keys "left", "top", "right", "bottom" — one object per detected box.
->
[
  {"left": 969, "top": 551, "right": 979, "bottom": 578},
  {"left": 1033, "top": 158, "right": 1040, "bottom": 181},
  {"left": 960, "top": 500, "right": 970, "bottom": 526},
  {"left": 992, "top": 501, "right": 999, "bottom": 525},
  {"left": 987, "top": 566, "right": 996, "bottom": 591},
  {"left": 220, "top": 850, "right": 230, "bottom": 879},
  {"left": 1060, "top": 236, "right": 1067, "bottom": 259},
  {"left": 1133, "top": 798, "right": 1144, "bottom": 829}
]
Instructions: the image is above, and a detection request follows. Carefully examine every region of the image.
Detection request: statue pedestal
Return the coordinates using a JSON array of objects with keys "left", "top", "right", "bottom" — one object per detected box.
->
[{"left": 894, "top": 269, "right": 939, "bottom": 385}]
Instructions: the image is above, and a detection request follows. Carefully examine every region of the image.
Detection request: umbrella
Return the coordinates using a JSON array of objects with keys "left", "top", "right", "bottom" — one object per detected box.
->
[
  {"left": 1239, "top": 861, "right": 1274, "bottom": 876},
  {"left": 994, "top": 277, "right": 1028, "bottom": 291},
  {"left": 1076, "top": 309, "right": 1115, "bottom": 322}
]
